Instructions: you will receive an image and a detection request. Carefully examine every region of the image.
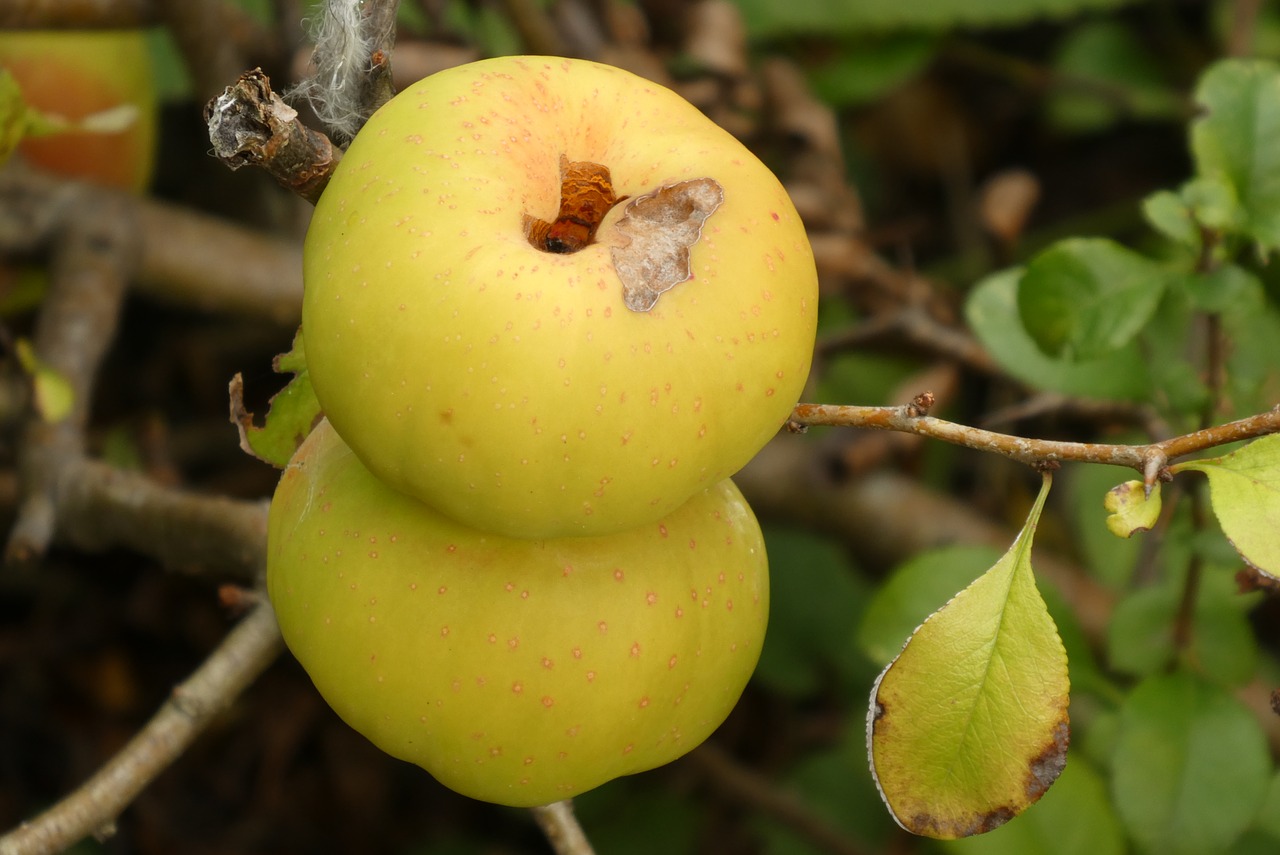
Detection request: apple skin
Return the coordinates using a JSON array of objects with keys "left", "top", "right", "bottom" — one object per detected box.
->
[
  {"left": 0, "top": 29, "right": 157, "bottom": 192},
  {"left": 303, "top": 55, "right": 817, "bottom": 539},
  {"left": 268, "top": 418, "right": 769, "bottom": 807}
]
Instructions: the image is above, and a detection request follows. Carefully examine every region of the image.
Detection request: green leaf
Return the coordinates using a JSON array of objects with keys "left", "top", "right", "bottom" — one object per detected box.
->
[
  {"left": 1190, "top": 59, "right": 1280, "bottom": 252},
  {"left": 1107, "top": 563, "right": 1259, "bottom": 686},
  {"left": 867, "top": 475, "right": 1069, "bottom": 839},
  {"left": 1046, "top": 21, "right": 1181, "bottom": 134},
  {"left": 1183, "top": 263, "right": 1264, "bottom": 315},
  {"left": 1017, "top": 237, "right": 1170, "bottom": 360},
  {"left": 1142, "top": 189, "right": 1202, "bottom": 253},
  {"left": 1106, "top": 584, "right": 1177, "bottom": 677},
  {"left": 805, "top": 34, "right": 936, "bottom": 107},
  {"left": 0, "top": 70, "right": 25, "bottom": 165},
  {"left": 754, "top": 527, "right": 869, "bottom": 698},
  {"left": 1138, "top": 283, "right": 1210, "bottom": 416},
  {"left": 936, "top": 755, "right": 1124, "bottom": 855},
  {"left": 15, "top": 338, "right": 74, "bottom": 423},
  {"left": 731, "top": 0, "right": 1137, "bottom": 37},
  {"left": 856, "top": 544, "right": 1003, "bottom": 666},
  {"left": 1103, "top": 480, "right": 1161, "bottom": 538},
  {"left": 1180, "top": 174, "right": 1247, "bottom": 236},
  {"left": 1065, "top": 461, "right": 1142, "bottom": 588},
  {"left": 230, "top": 328, "right": 322, "bottom": 468},
  {"left": 1112, "top": 671, "right": 1271, "bottom": 855},
  {"left": 1174, "top": 434, "right": 1280, "bottom": 580},
  {"left": 1228, "top": 771, "right": 1280, "bottom": 855},
  {"left": 964, "top": 269, "right": 1148, "bottom": 400},
  {"left": 1180, "top": 267, "right": 1280, "bottom": 417},
  {"left": 758, "top": 730, "right": 898, "bottom": 855}
]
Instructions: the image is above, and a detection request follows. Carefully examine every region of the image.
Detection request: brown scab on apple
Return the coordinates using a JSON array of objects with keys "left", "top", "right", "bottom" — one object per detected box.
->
[{"left": 611, "top": 177, "right": 724, "bottom": 312}]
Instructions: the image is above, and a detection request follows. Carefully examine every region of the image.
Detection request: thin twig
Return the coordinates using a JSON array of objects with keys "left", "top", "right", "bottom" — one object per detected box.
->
[
  {"left": 789, "top": 399, "right": 1280, "bottom": 487},
  {"left": 291, "top": 0, "right": 400, "bottom": 142},
  {"left": 529, "top": 801, "right": 596, "bottom": 855},
  {"left": 815, "top": 306, "right": 1000, "bottom": 375},
  {"left": 357, "top": 0, "right": 400, "bottom": 117},
  {"left": 0, "top": 602, "right": 284, "bottom": 855}
]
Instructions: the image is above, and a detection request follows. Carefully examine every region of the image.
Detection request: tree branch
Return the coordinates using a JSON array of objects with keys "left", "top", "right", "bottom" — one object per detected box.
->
[
  {"left": 790, "top": 398, "right": 1280, "bottom": 488},
  {"left": 54, "top": 458, "right": 269, "bottom": 582},
  {"left": 1, "top": 168, "right": 303, "bottom": 324},
  {"left": 5, "top": 176, "right": 137, "bottom": 565},
  {"left": 0, "top": 602, "right": 284, "bottom": 855},
  {"left": 205, "top": 68, "right": 342, "bottom": 205},
  {"left": 154, "top": 0, "right": 253, "bottom": 103},
  {"left": 0, "top": 0, "right": 154, "bottom": 28}
]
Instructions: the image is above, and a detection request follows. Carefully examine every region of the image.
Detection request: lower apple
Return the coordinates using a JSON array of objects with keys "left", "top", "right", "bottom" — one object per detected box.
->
[{"left": 268, "top": 419, "right": 769, "bottom": 806}]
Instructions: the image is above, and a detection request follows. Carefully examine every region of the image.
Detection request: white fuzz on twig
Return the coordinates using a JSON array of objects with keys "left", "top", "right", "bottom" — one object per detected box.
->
[{"left": 290, "top": 0, "right": 395, "bottom": 142}]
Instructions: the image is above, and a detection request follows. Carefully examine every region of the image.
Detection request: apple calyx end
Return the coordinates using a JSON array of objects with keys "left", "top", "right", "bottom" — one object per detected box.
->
[{"left": 525, "top": 154, "right": 625, "bottom": 254}]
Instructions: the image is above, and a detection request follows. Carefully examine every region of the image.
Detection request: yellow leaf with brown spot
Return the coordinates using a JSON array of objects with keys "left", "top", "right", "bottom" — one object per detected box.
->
[{"left": 868, "top": 473, "right": 1070, "bottom": 839}]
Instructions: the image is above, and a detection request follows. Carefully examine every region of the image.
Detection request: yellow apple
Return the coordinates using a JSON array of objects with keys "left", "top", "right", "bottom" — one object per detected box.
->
[
  {"left": 303, "top": 55, "right": 817, "bottom": 539},
  {"left": 0, "top": 28, "right": 157, "bottom": 192},
  {"left": 268, "top": 419, "right": 768, "bottom": 806}
]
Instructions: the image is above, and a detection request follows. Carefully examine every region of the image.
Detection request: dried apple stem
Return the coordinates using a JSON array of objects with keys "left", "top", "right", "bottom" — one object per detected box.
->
[
  {"left": 530, "top": 800, "right": 596, "bottom": 855},
  {"left": 205, "top": 69, "right": 343, "bottom": 205}
]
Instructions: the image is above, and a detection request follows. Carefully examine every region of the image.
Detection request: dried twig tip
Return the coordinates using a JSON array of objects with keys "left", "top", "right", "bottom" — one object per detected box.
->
[{"left": 906, "top": 391, "right": 935, "bottom": 418}]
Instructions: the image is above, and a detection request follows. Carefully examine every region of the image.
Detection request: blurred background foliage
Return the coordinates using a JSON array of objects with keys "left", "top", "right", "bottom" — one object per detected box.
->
[{"left": 5, "top": 0, "right": 1280, "bottom": 853}]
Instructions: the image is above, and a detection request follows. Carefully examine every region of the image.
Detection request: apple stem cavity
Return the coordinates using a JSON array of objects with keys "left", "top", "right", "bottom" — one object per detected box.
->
[{"left": 525, "top": 154, "right": 626, "bottom": 254}]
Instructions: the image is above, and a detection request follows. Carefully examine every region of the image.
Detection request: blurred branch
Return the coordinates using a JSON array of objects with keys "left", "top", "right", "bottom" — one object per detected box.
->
[
  {"left": 55, "top": 458, "right": 269, "bottom": 582},
  {"left": 134, "top": 197, "right": 302, "bottom": 323},
  {"left": 686, "top": 743, "right": 870, "bottom": 855},
  {"left": 154, "top": 0, "right": 252, "bottom": 102},
  {"left": 3, "top": 177, "right": 137, "bottom": 565},
  {"left": 290, "top": 0, "right": 400, "bottom": 143},
  {"left": 815, "top": 306, "right": 999, "bottom": 375},
  {"left": 1228, "top": 0, "right": 1264, "bottom": 57},
  {"left": 0, "top": 602, "right": 284, "bottom": 855},
  {"left": 0, "top": 0, "right": 153, "bottom": 28},
  {"left": 530, "top": 801, "right": 596, "bottom": 855},
  {"left": 500, "top": 0, "right": 568, "bottom": 56},
  {"left": 1, "top": 168, "right": 303, "bottom": 324}
]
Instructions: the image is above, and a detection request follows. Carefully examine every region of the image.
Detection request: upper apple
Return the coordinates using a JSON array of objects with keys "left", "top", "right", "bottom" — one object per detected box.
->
[{"left": 304, "top": 55, "right": 817, "bottom": 539}]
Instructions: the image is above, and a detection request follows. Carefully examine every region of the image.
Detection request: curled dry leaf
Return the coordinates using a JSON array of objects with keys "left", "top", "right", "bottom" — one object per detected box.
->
[{"left": 611, "top": 177, "right": 724, "bottom": 312}]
